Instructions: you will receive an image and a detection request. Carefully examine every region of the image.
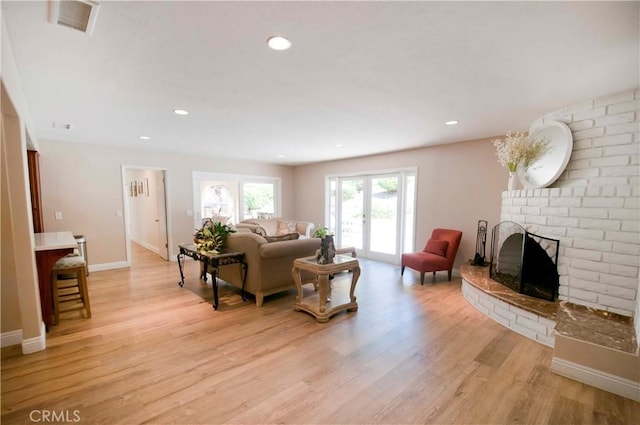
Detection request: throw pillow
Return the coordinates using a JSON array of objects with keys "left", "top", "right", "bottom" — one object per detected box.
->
[
  {"left": 264, "top": 232, "right": 300, "bottom": 243},
  {"left": 424, "top": 239, "right": 449, "bottom": 257},
  {"left": 277, "top": 220, "right": 297, "bottom": 235}
]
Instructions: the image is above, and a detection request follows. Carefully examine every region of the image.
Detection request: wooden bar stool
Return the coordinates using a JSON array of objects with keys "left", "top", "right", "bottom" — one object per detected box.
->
[{"left": 51, "top": 255, "right": 91, "bottom": 324}]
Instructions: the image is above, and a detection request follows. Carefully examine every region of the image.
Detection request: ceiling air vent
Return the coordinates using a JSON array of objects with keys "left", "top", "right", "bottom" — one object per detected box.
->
[{"left": 50, "top": 0, "right": 101, "bottom": 35}]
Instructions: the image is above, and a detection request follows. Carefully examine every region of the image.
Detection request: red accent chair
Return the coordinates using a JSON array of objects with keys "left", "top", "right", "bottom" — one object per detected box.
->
[{"left": 401, "top": 228, "right": 463, "bottom": 285}]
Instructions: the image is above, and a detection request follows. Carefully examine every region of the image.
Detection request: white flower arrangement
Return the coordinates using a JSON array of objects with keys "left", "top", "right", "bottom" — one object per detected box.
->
[{"left": 492, "top": 131, "right": 551, "bottom": 173}]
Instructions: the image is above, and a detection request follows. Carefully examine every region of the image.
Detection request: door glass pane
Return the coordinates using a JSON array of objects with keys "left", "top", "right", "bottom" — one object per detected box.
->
[
  {"left": 370, "top": 176, "right": 398, "bottom": 255},
  {"left": 339, "top": 178, "right": 364, "bottom": 249},
  {"left": 404, "top": 174, "right": 416, "bottom": 253},
  {"left": 242, "top": 182, "right": 275, "bottom": 219}
]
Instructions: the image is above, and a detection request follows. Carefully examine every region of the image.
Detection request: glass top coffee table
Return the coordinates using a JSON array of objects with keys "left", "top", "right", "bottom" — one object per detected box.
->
[{"left": 291, "top": 254, "right": 361, "bottom": 322}]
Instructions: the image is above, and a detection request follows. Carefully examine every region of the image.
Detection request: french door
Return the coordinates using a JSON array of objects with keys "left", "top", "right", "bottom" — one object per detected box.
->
[{"left": 330, "top": 170, "right": 416, "bottom": 264}]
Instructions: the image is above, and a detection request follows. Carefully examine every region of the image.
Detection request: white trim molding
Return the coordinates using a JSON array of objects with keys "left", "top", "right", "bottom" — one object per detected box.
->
[
  {"left": 1, "top": 329, "right": 23, "bottom": 348},
  {"left": 551, "top": 357, "right": 640, "bottom": 402},
  {"left": 89, "top": 260, "right": 130, "bottom": 272},
  {"left": 21, "top": 322, "right": 46, "bottom": 354}
]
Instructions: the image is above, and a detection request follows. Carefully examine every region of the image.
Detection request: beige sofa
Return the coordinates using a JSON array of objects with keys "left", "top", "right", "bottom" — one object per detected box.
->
[
  {"left": 236, "top": 218, "right": 315, "bottom": 239},
  {"left": 217, "top": 232, "right": 321, "bottom": 306}
]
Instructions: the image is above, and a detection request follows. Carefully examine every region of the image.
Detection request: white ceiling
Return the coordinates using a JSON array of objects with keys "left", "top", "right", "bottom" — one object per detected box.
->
[{"left": 2, "top": 1, "right": 638, "bottom": 165}]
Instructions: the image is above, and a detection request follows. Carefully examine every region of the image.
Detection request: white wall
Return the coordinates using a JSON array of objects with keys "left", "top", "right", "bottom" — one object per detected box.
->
[
  {"left": 38, "top": 139, "right": 295, "bottom": 269},
  {"left": 125, "top": 168, "right": 164, "bottom": 254},
  {"left": 292, "top": 137, "right": 508, "bottom": 271}
]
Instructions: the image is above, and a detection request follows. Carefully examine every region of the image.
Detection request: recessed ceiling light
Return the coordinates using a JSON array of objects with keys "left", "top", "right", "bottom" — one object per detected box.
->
[
  {"left": 445, "top": 120, "right": 459, "bottom": 126},
  {"left": 267, "top": 36, "right": 292, "bottom": 51},
  {"left": 336, "top": 144, "right": 344, "bottom": 148},
  {"left": 139, "top": 136, "right": 151, "bottom": 140},
  {"left": 52, "top": 122, "right": 72, "bottom": 130},
  {"left": 173, "top": 109, "right": 189, "bottom": 115},
  {"left": 277, "top": 154, "right": 285, "bottom": 158}
]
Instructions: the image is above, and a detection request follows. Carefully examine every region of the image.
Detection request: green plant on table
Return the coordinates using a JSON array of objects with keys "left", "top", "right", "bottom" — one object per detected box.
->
[{"left": 194, "top": 219, "right": 236, "bottom": 254}]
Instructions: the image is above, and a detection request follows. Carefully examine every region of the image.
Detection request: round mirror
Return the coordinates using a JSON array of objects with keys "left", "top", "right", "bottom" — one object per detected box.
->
[{"left": 518, "top": 121, "right": 573, "bottom": 189}]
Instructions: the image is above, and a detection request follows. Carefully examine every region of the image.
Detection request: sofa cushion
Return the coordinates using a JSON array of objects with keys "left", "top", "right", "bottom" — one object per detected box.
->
[
  {"left": 277, "top": 219, "right": 298, "bottom": 235},
  {"left": 264, "top": 232, "right": 300, "bottom": 243},
  {"left": 424, "top": 239, "right": 449, "bottom": 257}
]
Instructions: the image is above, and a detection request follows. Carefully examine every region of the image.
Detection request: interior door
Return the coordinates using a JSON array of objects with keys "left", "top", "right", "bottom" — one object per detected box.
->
[{"left": 155, "top": 171, "right": 169, "bottom": 260}]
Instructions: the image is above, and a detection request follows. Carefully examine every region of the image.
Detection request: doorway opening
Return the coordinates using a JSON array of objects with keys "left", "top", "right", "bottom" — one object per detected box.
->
[{"left": 122, "top": 166, "right": 170, "bottom": 264}]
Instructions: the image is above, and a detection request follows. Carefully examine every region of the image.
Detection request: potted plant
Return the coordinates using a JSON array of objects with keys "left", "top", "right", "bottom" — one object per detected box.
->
[{"left": 194, "top": 219, "right": 236, "bottom": 254}]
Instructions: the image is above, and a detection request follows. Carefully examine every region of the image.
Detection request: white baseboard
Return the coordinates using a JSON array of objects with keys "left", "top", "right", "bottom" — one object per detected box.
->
[
  {"left": 1, "top": 329, "right": 23, "bottom": 347},
  {"left": 21, "top": 322, "right": 47, "bottom": 354},
  {"left": 130, "top": 238, "right": 160, "bottom": 255},
  {"left": 551, "top": 357, "right": 640, "bottom": 402},
  {"left": 89, "top": 260, "right": 130, "bottom": 272}
]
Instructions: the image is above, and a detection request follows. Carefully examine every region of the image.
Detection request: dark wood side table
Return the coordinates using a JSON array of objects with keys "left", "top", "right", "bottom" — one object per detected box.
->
[{"left": 177, "top": 244, "right": 247, "bottom": 310}]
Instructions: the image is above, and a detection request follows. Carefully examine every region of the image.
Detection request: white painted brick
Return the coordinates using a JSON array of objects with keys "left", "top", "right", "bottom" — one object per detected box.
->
[
  {"left": 541, "top": 207, "right": 570, "bottom": 217},
  {"left": 512, "top": 197, "right": 528, "bottom": 206},
  {"left": 548, "top": 216, "right": 579, "bottom": 227},
  {"left": 596, "top": 90, "right": 635, "bottom": 106},
  {"left": 597, "top": 294, "right": 636, "bottom": 311},
  {"left": 565, "top": 247, "right": 603, "bottom": 262},
  {"left": 535, "top": 226, "right": 567, "bottom": 238},
  {"left": 569, "top": 267, "right": 600, "bottom": 282},
  {"left": 516, "top": 316, "right": 549, "bottom": 334},
  {"left": 478, "top": 296, "right": 496, "bottom": 312},
  {"left": 566, "top": 159, "right": 591, "bottom": 170},
  {"left": 583, "top": 197, "right": 625, "bottom": 208},
  {"left": 607, "top": 122, "right": 640, "bottom": 136},
  {"left": 569, "top": 208, "right": 608, "bottom": 219},
  {"left": 538, "top": 316, "right": 557, "bottom": 330},
  {"left": 558, "top": 285, "right": 569, "bottom": 296},
  {"left": 609, "top": 264, "right": 639, "bottom": 279},
  {"left": 587, "top": 177, "right": 629, "bottom": 187},
  {"left": 573, "top": 187, "right": 587, "bottom": 197},
  {"left": 572, "top": 148, "right": 603, "bottom": 160},
  {"left": 609, "top": 208, "right": 638, "bottom": 220},
  {"left": 572, "top": 238, "right": 612, "bottom": 252},
  {"left": 592, "top": 134, "right": 633, "bottom": 147},
  {"left": 522, "top": 206, "right": 541, "bottom": 216},
  {"left": 601, "top": 186, "right": 617, "bottom": 197},
  {"left": 527, "top": 197, "right": 549, "bottom": 207},
  {"left": 487, "top": 311, "right": 511, "bottom": 328},
  {"left": 573, "top": 107, "right": 606, "bottom": 121},
  {"left": 590, "top": 156, "right": 630, "bottom": 167},
  {"left": 605, "top": 231, "right": 640, "bottom": 244},
  {"left": 573, "top": 127, "right": 605, "bottom": 141},
  {"left": 475, "top": 303, "right": 490, "bottom": 316},
  {"left": 579, "top": 218, "right": 621, "bottom": 231},
  {"left": 569, "top": 120, "right": 594, "bottom": 132},
  {"left": 537, "top": 333, "right": 555, "bottom": 347},
  {"left": 600, "top": 273, "right": 639, "bottom": 289},
  {"left": 595, "top": 112, "right": 636, "bottom": 127},
  {"left": 607, "top": 99, "right": 640, "bottom": 114},
  {"left": 568, "top": 287, "right": 599, "bottom": 302},
  {"left": 612, "top": 242, "right": 640, "bottom": 255},
  {"left": 549, "top": 188, "right": 561, "bottom": 197},
  {"left": 625, "top": 197, "right": 639, "bottom": 208},
  {"left": 561, "top": 188, "right": 574, "bottom": 197},
  {"left": 524, "top": 215, "right": 547, "bottom": 226},
  {"left": 567, "top": 228, "right": 605, "bottom": 240},
  {"left": 602, "top": 252, "right": 639, "bottom": 267},
  {"left": 492, "top": 305, "right": 517, "bottom": 323},
  {"left": 621, "top": 220, "right": 640, "bottom": 232},
  {"left": 573, "top": 138, "right": 593, "bottom": 151},
  {"left": 601, "top": 165, "right": 639, "bottom": 177},
  {"left": 572, "top": 258, "right": 610, "bottom": 273},
  {"left": 606, "top": 285, "right": 637, "bottom": 300},
  {"left": 508, "top": 306, "right": 541, "bottom": 322},
  {"left": 510, "top": 323, "right": 539, "bottom": 341},
  {"left": 569, "top": 277, "right": 607, "bottom": 293},
  {"left": 615, "top": 186, "right": 632, "bottom": 197}
]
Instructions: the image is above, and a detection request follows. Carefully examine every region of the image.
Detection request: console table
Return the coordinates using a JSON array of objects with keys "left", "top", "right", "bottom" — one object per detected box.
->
[
  {"left": 291, "top": 254, "right": 361, "bottom": 322},
  {"left": 34, "top": 232, "right": 77, "bottom": 328},
  {"left": 177, "top": 244, "right": 247, "bottom": 310}
]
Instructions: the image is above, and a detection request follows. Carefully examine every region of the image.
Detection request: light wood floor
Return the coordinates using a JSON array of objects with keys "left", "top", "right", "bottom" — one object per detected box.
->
[{"left": 2, "top": 244, "right": 638, "bottom": 425}]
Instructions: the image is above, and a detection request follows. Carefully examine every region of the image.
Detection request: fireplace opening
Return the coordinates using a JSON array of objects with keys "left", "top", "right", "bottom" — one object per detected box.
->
[{"left": 489, "top": 221, "right": 560, "bottom": 301}]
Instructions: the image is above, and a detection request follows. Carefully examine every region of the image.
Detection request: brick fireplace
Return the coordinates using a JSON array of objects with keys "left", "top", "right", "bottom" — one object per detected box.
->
[{"left": 501, "top": 89, "right": 639, "bottom": 319}]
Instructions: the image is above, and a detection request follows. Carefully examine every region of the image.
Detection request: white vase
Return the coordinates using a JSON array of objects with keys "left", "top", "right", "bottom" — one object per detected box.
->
[{"left": 508, "top": 171, "right": 517, "bottom": 191}]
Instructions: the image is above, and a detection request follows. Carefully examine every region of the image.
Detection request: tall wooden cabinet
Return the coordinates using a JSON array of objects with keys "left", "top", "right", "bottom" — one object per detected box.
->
[{"left": 27, "top": 150, "right": 44, "bottom": 233}]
